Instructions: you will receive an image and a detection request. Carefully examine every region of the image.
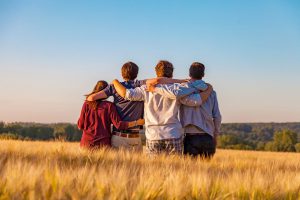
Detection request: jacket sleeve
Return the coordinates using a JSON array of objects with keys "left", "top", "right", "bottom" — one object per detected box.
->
[
  {"left": 109, "top": 103, "right": 129, "bottom": 130},
  {"left": 154, "top": 84, "right": 197, "bottom": 100},
  {"left": 77, "top": 102, "right": 87, "bottom": 130},
  {"left": 212, "top": 92, "right": 222, "bottom": 135},
  {"left": 180, "top": 93, "right": 203, "bottom": 107},
  {"left": 125, "top": 86, "right": 146, "bottom": 101}
]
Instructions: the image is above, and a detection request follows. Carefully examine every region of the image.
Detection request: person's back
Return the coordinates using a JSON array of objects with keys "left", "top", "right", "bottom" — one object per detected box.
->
[
  {"left": 180, "top": 62, "right": 222, "bottom": 158},
  {"left": 78, "top": 101, "right": 128, "bottom": 148},
  {"left": 105, "top": 80, "right": 145, "bottom": 122},
  {"left": 134, "top": 84, "right": 182, "bottom": 140}
]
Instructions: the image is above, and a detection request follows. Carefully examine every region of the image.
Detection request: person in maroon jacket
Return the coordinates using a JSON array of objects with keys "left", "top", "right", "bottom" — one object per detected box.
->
[{"left": 77, "top": 80, "right": 145, "bottom": 149}]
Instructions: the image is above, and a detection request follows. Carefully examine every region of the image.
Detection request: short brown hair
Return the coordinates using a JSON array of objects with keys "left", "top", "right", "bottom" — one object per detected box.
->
[
  {"left": 155, "top": 60, "right": 174, "bottom": 78},
  {"left": 121, "top": 62, "right": 139, "bottom": 80},
  {"left": 189, "top": 62, "right": 205, "bottom": 79}
]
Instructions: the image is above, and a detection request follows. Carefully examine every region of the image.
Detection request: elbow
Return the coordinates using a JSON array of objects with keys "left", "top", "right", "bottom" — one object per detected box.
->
[
  {"left": 86, "top": 95, "right": 95, "bottom": 101},
  {"left": 120, "top": 92, "right": 126, "bottom": 98}
]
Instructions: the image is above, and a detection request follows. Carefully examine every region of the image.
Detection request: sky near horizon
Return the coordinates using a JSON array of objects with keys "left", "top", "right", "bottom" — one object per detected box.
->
[{"left": 0, "top": 0, "right": 300, "bottom": 123}]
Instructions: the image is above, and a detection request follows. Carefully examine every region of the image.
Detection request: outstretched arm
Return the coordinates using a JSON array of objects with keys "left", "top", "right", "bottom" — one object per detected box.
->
[
  {"left": 152, "top": 83, "right": 200, "bottom": 100},
  {"left": 86, "top": 91, "right": 108, "bottom": 101},
  {"left": 112, "top": 79, "right": 127, "bottom": 98},
  {"left": 146, "top": 77, "right": 187, "bottom": 86},
  {"left": 180, "top": 85, "right": 213, "bottom": 106},
  {"left": 112, "top": 79, "right": 145, "bottom": 101}
]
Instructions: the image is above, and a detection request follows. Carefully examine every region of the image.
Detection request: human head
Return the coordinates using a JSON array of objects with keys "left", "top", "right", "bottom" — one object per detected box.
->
[
  {"left": 86, "top": 80, "right": 108, "bottom": 109},
  {"left": 155, "top": 60, "right": 174, "bottom": 78},
  {"left": 121, "top": 62, "right": 139, "bottom": 81},
  {"left": 189, "top": 62, "right": 205, "bottom": 80}
]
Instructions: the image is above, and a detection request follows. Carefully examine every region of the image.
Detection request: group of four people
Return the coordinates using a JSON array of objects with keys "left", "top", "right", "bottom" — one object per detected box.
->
[{"left": 77, "top": 60, "right": 221, "bottom": 158}]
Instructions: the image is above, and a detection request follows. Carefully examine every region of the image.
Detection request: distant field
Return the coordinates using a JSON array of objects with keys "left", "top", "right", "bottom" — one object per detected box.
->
[{"left": 0, "top": 140, "right": 299, "bottom": 200}]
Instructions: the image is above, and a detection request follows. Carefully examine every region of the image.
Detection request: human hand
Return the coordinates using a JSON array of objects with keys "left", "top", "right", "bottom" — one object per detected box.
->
[
  {"left": 213, "top": 134, "right": 218, "bottom": 147},
  {"left": 206, "top": 83, "right": 213, "bottom": 91},
  {"left": 137, "top": 119, "right": 145, "bottom": 126},
  {"left": 146, "top": 84, "right": 156, "bottom": 93}
]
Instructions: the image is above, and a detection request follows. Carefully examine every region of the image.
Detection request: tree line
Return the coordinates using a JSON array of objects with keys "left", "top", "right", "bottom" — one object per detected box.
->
[
  {"left": 0, "top": 122, "right": 81, "bottom": 141},
  {"left": 0, "top": 121, "right": 299, "bottom": 152},
  {"left": 218, "top": 123, "right": 300, "bottom": 152}
]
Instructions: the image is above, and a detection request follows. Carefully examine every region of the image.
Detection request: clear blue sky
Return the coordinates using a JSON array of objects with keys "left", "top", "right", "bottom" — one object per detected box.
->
[{"left": 0, "top": 0, "right": 300, "bottom": 123}]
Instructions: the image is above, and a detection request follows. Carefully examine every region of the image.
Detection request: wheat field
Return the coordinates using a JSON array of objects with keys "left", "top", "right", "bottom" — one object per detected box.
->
[{"left": 0, "top": 140, "right": 299, "bottom": 200}]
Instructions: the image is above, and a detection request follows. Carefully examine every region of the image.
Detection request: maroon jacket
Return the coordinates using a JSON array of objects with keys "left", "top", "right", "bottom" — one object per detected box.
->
[{"left": 77, "top": 101, "right": 128, "bottom": 148}]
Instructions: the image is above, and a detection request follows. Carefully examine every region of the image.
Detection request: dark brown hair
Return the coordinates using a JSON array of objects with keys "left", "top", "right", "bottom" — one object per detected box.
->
[
  {"left": 155, "top": 60, "right": 174, "bottom": 78},
  {"left": 189, "top": 62, "right": 205, "bottom": 79},
  {"left": 121, "top": 62, "right": 139, "bottom": 80},
  {"left": 85, "top": 80, "right": 108, "bottom": 110}
]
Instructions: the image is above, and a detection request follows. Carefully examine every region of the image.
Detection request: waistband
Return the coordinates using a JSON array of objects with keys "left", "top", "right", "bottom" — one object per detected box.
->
[
  {"left": 185, "top": 132, "right": 208, "bottom": 136},
  {"left": 112, "top": 132, "right": 140, "bottom": 138},
  {"left": 113, "top": 126, "right": 141, "bottom": 134}
]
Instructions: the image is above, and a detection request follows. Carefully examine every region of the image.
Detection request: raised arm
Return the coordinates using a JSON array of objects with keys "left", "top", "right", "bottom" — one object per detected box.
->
[
  {"left": 112, "top": 79, "right": 127, "bottom": 98},
  {"left": 152, "top": 83, "right": 199, "bottom": 100},
  {"left": 180, "top": 85, "right": 213, "bottom": 106},
  {"left": 146, "top": 77, "right": 187, "bottom": 86},
  {"left": 86, "top": 91, "right": 108, "bottom": 101},
  {"left": 112, "top": 79, "right": 145, "bottom": 101}
]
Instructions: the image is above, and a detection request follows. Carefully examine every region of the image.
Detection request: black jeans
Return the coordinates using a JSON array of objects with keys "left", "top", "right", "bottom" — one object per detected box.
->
[{"left": 184, "top": 134, "right": 216, "bottom": 158}]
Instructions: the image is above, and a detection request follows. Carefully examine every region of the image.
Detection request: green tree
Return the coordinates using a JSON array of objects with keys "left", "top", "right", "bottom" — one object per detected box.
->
[
  {"left": 295, "top": 143, "right": 300, "bottom": 152},
  {"left": 265, "top": 130, "right": 297, "bottom": 152}
]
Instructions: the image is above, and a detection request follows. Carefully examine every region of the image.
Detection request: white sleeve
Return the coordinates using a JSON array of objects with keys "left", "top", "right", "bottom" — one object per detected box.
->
[{"left": 125, "top": 87, "right": 145, "bottom": 101}]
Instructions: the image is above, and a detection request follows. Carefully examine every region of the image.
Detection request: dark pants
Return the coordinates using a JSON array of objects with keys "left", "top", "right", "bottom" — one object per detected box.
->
[{"left": 184, "top": 134, "right": 216, "bottom": 158}]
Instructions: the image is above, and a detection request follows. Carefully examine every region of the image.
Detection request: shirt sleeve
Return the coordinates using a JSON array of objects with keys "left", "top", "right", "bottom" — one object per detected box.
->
[
  {"left": 212, "top": 92, "right": 222, "bottom": 135},
  {"left": 125, "top": 86, "right": 146, "bottom": 101},
  {"left": 135, "top": 79, "right": 147, "bottom": 86},
  {"left": 154, "top": 84, "right": 197, "bottom": 100},
  {"left": 109, "top": 103, "right": 129, "bottom": 130},
  {"left": 180, "top": 93, "right": 203, "bottom": 107},
  {"left": 189, "top": 80, "right": 208, "bottom": 91},
  {"left": 77, "top": 102, "right": 87, "bottom": 130},
  {"left": 102, "top": 84, "right": 114, "bottom": 97}
]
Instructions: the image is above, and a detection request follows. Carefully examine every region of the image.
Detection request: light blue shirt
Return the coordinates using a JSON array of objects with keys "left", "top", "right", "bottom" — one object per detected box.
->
[{"left": 155, "top": 80, "right": 222, "bottom": 137}]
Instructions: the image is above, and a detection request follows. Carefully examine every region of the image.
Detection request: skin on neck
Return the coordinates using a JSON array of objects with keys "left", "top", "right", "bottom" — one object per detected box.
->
[{"left": 123, "top": 78, "right": 134, "bottom": 82}]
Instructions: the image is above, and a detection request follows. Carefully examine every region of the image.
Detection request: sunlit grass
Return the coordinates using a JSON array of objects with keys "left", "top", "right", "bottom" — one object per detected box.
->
[{"left": 0, "top": 140, "right": 299, "bottom": 199}]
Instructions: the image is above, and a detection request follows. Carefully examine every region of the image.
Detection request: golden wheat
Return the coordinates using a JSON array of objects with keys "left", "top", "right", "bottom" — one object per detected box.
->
[{"left": 0, "top": 140, "right": 299, "bottom": 200}]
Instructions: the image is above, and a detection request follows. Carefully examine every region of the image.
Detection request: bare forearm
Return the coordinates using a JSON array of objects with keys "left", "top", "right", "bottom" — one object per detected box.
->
[
  {"left": 127, "top": 119, "right": 145, "bottom": 128},
  {"left": 86, "top": 91, "right": 107, "bottom": 101},
  {"left": 112, "top": 80, "right": 126, "bottom": 98}
]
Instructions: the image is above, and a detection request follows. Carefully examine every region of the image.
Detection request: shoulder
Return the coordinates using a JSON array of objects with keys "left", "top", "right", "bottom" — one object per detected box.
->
[
  {"left": 134, "top": 79, "right": 146, "bottom": 86},
  {"left": 129, "top": 85, "right": 147, "bottom": 90},
  {"left": 210, "top": 90, "right": 218, "bottom": 99},
  {"left": 103, "top": 84, "right": 114, "bottom": 95}
]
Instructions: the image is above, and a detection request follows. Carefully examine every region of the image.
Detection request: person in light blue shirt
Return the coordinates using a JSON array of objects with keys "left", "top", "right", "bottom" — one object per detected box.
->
[{"left": 154, "top": 62, "right": 222, "bottom": 158}]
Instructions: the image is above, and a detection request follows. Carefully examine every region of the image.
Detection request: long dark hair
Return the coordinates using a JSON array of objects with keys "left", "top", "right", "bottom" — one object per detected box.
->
[{"left": 85, "top": 80, "right": 108, "bottom": 110}]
